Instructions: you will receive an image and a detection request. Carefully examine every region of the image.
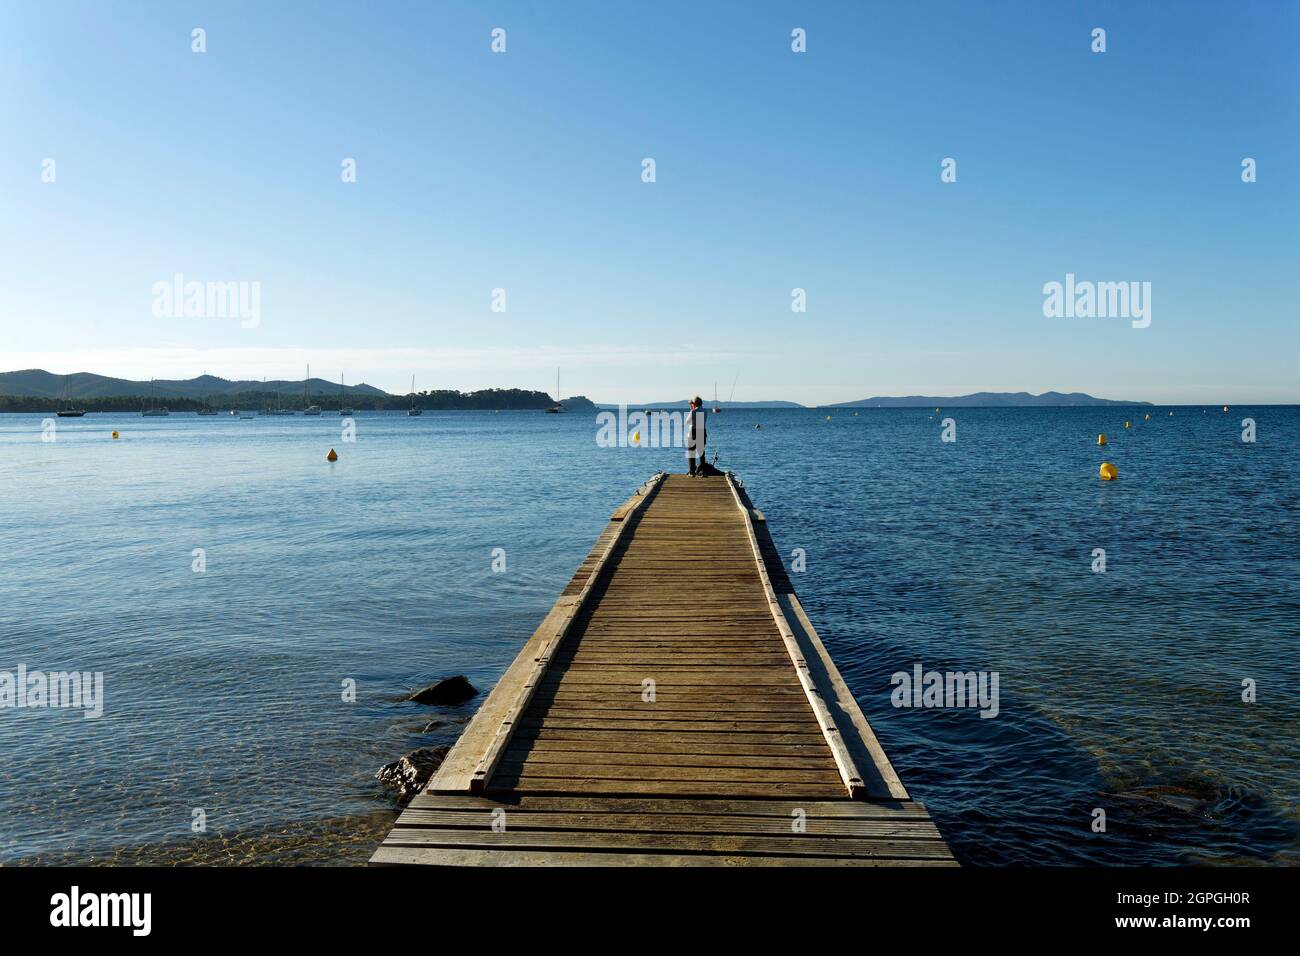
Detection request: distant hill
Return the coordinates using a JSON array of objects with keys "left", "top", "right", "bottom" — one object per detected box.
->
[
  {"left": 598, "top": 391, "right": 1148, "bottom": 409},
  {"left": 0, "top": 369, "right": 388, "bottom": 400},
  {"left": 0, "top": 369, "right": 596, "bottom": 412},
  {"left": 822, "top": 391, "right": 1152, "bottom": 408}
]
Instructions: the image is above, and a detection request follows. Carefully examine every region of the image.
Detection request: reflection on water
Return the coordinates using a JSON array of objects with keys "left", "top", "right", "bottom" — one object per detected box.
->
[{"left": 0, "top": 407, "right": 1296, "bottom": 865}]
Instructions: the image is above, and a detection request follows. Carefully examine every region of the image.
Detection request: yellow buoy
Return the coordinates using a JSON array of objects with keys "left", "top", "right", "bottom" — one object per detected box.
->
[
  {"left": 631, "top": 431, "right": 640, "bottom": 445},
  {"left": 1124, "top": 421, "right": 1130, "bottom": 429},
  {"left": 1099, "top": 461, "right": 1118, "bottom": 481},
  {"left": 111, "top": 430, "right": 119, "bottom": 439},
  {"left": 326, "top": 448, "right": 338, "bottom": 462},
  {"left": 1097, "top": 434, "right": 1106, "bottom": 446}
]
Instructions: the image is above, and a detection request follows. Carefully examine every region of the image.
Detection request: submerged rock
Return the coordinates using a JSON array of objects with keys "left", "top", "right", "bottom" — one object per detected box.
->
[
  {"left": 1106, "top": 786, "right": 1214, "bottom": 818},
  {"left": 408, "top": 675, "right": 478, "bottom": 705},
  {"left": 376, "top": 746, "right": 449, "bottom": 805}
]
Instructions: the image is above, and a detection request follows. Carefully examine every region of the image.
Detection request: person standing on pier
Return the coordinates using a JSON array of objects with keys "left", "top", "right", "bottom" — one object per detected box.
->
[{"left": 687, "top": 395, "right": 707, "bottom": 476}]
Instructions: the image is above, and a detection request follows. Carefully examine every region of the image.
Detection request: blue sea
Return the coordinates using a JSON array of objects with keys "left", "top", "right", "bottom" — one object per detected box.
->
[{"left": 0, "top": 406, "right": 1296, "bottom": 865}]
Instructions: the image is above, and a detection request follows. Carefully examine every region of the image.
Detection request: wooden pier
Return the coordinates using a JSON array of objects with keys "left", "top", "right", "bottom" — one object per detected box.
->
[{"left": 371, "top": 473, "right": 955, "bottom": 866}]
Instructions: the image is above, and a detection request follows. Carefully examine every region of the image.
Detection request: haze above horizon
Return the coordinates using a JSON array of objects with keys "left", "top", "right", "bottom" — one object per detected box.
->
[{"left": 2, "top": 2, "right": 1296, "bottom": 404}]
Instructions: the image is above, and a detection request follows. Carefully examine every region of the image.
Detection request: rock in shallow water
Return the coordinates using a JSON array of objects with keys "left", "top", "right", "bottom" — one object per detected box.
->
[
  {"left": 408, "top": 675, "right": 478, "bottom": 705},
  {"left": 376, "top": 746, "right": 449, "bottom": 805}
]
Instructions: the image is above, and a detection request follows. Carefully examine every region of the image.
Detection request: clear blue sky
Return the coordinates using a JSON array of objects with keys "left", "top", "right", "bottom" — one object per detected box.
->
[{"left": 2, "top": 1, "right": 1296, "bottom": 404}]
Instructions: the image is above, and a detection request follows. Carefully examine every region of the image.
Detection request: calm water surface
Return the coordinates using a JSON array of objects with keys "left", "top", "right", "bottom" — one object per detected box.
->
[{"left": 0, "top": 407, "right": 1296, "bottom": 865}]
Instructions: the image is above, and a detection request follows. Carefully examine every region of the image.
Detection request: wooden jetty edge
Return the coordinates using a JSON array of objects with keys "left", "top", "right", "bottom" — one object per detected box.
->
[{"left": 371, "top": 473, "right": 955, "bottom": 866}]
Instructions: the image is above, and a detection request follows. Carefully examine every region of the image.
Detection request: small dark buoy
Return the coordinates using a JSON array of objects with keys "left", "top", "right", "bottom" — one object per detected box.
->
[{"left": 326, "top": 448, "right": 338, "bottom": 462}]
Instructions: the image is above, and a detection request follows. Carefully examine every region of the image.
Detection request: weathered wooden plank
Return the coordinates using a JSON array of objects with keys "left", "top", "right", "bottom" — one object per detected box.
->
[
  {"left": 536, "top": 700, "right": 816, "bottom": 715},
  {"left": 511, "top": 727, "right": 828, "bottom": 746},
  {"left": 494, "top": 760, "right": 839, "bottom": 784},
  {"left": 392, "top": 809, "right": 943, "bottom": 838},
  {"left": 483, "top": 777, "right": 846, "bottom": 799},
  {"left": 516, "top": 716, "right": 818, "bottom": 733},
  {"left": 534, "top": 683, "right": 810, "bottom": 695},
  {"left": 372, "top": 846, "right": 958, "bottom": 867},
  {"left": 406, "top": 793, "right": 936, "bottom": 818},
  {"left": 499, "top": 749, "right": 838, "bottom": 770},
  {"left": 498, "top": 761, "right": 826, "bottom": 782},
  {"left": 536, "top": 671, "right": 801, "bottom": 686},
  {"left": 380, "top": 828, "right": 955, "bottom": 860},
  {"left": 535, "top": 706, "right": 818, "bottom": 721},
  {"left": 531, "top": 700, "right": 810, "bottom": 713},
  {"left": 503, "top": 739, "right": 836, "bottom": 759}
]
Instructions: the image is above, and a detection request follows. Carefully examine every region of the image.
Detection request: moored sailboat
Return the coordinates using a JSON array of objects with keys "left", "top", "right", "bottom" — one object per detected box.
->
[
  {"left": 545, "top": 368, "right": 565, "bottom": 413},
  {"left": 303, "top": 364, "right": 321, "bottom": 415},
  {"left": 56, "top": 374, "right": 86, "bottom": 417},
  {"left": 339, "top": 373, "right": 354, "bottom": 416},
  {"left": 265, "top": 381, "right": 294, "bottom": 415},
  {"left": 141, "top": 378, "right": 169, "bottom": 416},
  {"left": 407, "top": 375, "right": 422, "bottom": 416}
]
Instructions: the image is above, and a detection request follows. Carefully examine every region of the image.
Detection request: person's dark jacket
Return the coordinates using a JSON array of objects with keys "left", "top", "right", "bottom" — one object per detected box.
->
[{"left": 687, "top": 407, "right": 706, "bottom": 452}]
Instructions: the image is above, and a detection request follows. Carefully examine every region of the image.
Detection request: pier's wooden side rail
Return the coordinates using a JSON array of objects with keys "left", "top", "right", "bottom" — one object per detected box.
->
[
  {"left": 372, "top": 473, "right": 953, "bottom": 866},
  {"left": 428, "top": 472, "right": 666, "bottom": 794}
]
